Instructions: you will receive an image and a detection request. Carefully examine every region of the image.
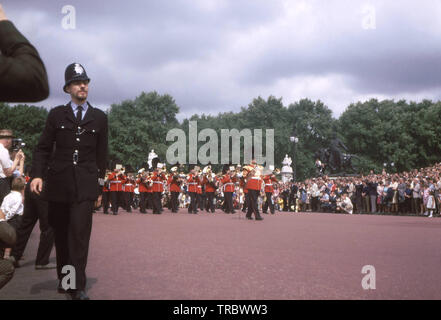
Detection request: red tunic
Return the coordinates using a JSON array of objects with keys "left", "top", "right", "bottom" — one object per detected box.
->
[
  {"left": 108, "top": 172, "right": 126, "bottom": 192},
  {"left": 187, "top": 174, "right": 199, "bottom": 193},
  {"left": 168, "top": 175, "right": 181, "bottom": 193},
  {"left": 239, "top": 177, "right": 248, "bottom": 194},
  {"left": 123, "top": 180, "right": 135, "bottom": 193},
  {"left": 221, "top": 175, "right": 236, "bottom": 193},
  {"left": 152, "top": 172, "right": 166, "bottom": 193},
  {"left": 136, "top": 177, "right": 149, "bottom": 193},
  {"left": 203, "top": 176, "right": 217, "bottom": 193},
  {"left": 263, "top": 175, "right": 278, "bottom": 193},
  {"left": 246, "top": 175, "right": 262, "bottom": 191}
]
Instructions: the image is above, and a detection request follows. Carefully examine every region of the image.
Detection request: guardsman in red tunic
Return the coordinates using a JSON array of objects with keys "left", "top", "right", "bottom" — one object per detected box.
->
[
  {"left": 262, "top": 168, "right": 278, "bottom": 214},
  {"left": 203, "top": 170, "right": 217, "bottom": 213},
  {"left": 245, "top": 161, "right": 263, "bottom": 221},
  {"left": 187, "top": 165, "right": 200, "bottom": 214},
  {"left": 107, "top": 167, "right": 126, "bottom": 215},
  {"left": 136, "top": 169, "right": 150, "bottom": 214},
  {"left": 221, "top": 165, "right": 237, "bottom": 214},
  {"left": 168, "top": 166, "right": 182, "bottom": 213},
  {"left": 123, "top": 174, "right": 136, "bottom": 213},
  {"left": 151, "top": 159, "right": 166, "bottom": 214},
  {"left": 239, "top": 174, "right": 249, "bottom": 213}
]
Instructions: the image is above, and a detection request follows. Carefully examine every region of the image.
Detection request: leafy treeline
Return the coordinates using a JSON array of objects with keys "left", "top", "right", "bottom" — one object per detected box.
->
[{"left": 1, "top": 94, "right": 440, "bottom": 180}]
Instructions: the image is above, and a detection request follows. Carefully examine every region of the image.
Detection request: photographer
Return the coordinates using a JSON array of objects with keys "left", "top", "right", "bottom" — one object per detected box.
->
[{"left": 0, "top": 129, "right": 24, "bottom": 204}]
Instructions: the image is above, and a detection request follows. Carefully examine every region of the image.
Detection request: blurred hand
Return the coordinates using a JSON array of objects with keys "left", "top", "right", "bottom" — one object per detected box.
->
[
  {"left": 0, "top": 4, "right": 7, "bottom": 21},
  {"left": 30, "top": 178, "right": 43, "bottom": 195},
  {"left": 16, "top": 150, "right": 24, "bottom": 160}
]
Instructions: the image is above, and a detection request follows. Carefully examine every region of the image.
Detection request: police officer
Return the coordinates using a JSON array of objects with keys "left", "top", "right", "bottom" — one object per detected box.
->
[{"left": 30, "top": 63, "right": 108, "bottom": 300}]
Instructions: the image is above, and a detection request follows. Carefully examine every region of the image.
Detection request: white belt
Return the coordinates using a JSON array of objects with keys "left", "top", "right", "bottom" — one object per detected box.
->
[
  {"left": 251, "top": 177, "right": 261, "bottom": 180},
  {"left": 188, "top": 182, "right": 198, "bottom": 185},
  {"left": 224, "top": 183, "right": 234, "bottom": 185},
  {"left": 265, "top": 184, "right": 273, "bottom": 186},
  {"left": 153, "top": 181, "right": 163, "bottom": 184},
  {"left": 111, "top": 181, "right": 122, "bottom": 183}
]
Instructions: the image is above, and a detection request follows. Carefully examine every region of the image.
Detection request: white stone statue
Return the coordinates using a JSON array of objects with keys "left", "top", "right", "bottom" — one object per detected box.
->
[
  {"left": 281, "top": 154, "right": 293, "bottom": 183},
  {"left": 147, "top": 149, "right": 158, "bottom": 169}
]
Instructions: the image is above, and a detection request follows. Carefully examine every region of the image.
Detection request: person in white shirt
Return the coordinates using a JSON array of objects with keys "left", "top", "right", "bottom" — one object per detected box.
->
[
  {"left": 0, "top": 176, "right": 25, "bottom": 261},
  {"left": 337, "top": 193, "right": 353, "bottom": 214},
  {"left": 0, "top": 129, "right": 24, "bottom": 204},
  {"left": 0, "top": 176, "right": 25, "bottom": 229}
]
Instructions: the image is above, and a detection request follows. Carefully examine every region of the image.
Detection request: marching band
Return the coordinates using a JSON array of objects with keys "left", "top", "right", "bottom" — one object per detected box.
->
[{"left": 101, "top": 158, "right": 283, "bottom": 220}]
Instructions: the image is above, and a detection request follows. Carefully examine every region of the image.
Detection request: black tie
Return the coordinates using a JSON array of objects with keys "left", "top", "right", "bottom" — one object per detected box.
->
[{"left": 76, "top": 105, "right": 83, "bottom": 123}]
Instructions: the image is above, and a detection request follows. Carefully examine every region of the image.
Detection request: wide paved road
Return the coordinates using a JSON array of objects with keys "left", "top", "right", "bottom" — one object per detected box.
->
[{"left": 1, "top": 209, "right": 440, "bottom": 300}]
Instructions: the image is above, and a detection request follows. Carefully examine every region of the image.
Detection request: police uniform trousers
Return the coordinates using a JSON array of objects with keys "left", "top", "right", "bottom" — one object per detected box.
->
[
  {"left": 205, "top": 192, "right": 215, "bottom": 213},
  {"left": 188, "top": 192, "right": 197, "bottom": 213},
  {"left": 152, "top": 192, "right": 162, "bottom": 214},
  {"left": 224, "top": 192, "right": 234, "bottom": 213},
  {"left": 48, "top": 201, "right": 94, "bottom": 291},
  {"left": 170, "top": 191, "right": 179, "bottom": 212},
  {"left": 263, "top": 192, "right": 275, "bottom": 214},
  {"left": 247, "top": 189, "right": 262, "bottom": 219},
  {"left": 11, "top": 184, "right": 54, "bottom": 266},
  {"left": 102, "top": 192, "right": 110, "bottom": 213}
]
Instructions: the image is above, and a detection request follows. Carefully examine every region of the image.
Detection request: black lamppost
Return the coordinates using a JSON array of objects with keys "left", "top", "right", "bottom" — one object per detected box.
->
[{"left": 290, "top": 128, "right": 299, "bottom": 182}]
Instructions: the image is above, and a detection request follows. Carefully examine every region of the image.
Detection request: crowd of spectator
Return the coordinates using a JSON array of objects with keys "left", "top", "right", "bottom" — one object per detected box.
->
[{"left": 272, "top": 164, "right": 441, "bottom": 217}]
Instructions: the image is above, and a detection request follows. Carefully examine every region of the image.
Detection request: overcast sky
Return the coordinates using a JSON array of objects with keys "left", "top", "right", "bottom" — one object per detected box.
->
[{"left": 5, "top": 0, "right": 441, "bottom": 120}]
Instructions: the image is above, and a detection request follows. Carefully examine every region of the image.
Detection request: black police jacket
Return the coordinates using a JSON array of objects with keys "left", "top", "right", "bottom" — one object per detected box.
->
[{"left": 32, "top": 103, "right": 108, "bottom": 203}]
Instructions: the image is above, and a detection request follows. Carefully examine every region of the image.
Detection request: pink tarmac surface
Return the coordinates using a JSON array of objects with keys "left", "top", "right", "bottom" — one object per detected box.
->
[{"left": 1, "top": 208, "right": 440, "bottom": 300}]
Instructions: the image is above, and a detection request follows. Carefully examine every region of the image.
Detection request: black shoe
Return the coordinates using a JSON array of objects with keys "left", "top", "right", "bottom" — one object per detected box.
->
[
  {"left": 211, "top": 210, "right": 215, "bottom": 213},
  {"left": 70, "top": 290, "right": 90, "bottom": 300},
  {"left": 256, "top": 217, "right": 264, "bottom": 221},
  {"left": 246, "top": 217, "right": 253, "bottom": 220},
  {"left": 231, "top": 210, "right": 236, "bottom": 214},
  {"left": 263, "top": 212, "right": 268, "bottom": 214},
  {"left": 271, "top": 212, "right": 275, "bottom": 214},
  {"left": 103, "top": 211, "right": 108, "bottom": 214}
]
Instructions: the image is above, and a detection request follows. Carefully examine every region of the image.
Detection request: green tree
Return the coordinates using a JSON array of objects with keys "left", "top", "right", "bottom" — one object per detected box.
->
[{"left": 108, "top": 91, "right": 179, "bottom": 170}]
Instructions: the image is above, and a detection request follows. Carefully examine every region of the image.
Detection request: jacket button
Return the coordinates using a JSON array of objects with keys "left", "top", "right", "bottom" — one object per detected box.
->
[
  {"left": 76, "top": 138, "right": 80, "bottom": 142},
  {"left": 73, "top": 162, "right": 77, "bottom": 165},
  {"left": 61, "top": 126, "right": 64, "bottom": 129}
]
